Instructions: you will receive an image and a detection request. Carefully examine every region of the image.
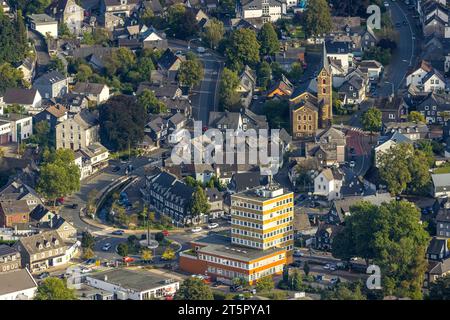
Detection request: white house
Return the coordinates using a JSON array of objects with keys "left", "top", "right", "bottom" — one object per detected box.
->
[
  {"left": 0, "top": 268, "right": 37, "bottom": 300},
  {"left": 3, "top": 88, "right": 42, "bottom": 114},
  {"left": 0, "top": 113, "right": 33, "bottom": 144},
  {"left": 314, "top": 167, "right": 344, "bottom": 201},
  {"left": 237, "top": 0, "right": 286, "bottom": 23},
  {"left": 85, "top": 269, "right": 180, "bottom": 300},
  {"left": 71, "top": 82, "right": 110, "bottom": 105},
  {"left": 326, "top": 39, "right": 354, "bottom": 75},
  {"left": 432, "top": 173, "right": 450, "bottom": 198},
  {"left": 74, "top": 142, "right": 110, "bottom": 180},
  {"left": 406, "top": 60, "right": 445, "bottom": 93},
  {"left": 28, "top": 14, "right": 58, "bottom": 38}
]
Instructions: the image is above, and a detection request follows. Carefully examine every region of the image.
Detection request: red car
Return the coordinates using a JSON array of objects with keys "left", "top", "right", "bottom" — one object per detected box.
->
[
  {"left": 122, "top": 256, "right": 134, "bottom": 263},
  {"left": 162, "top": 230, "right": 169, "bottom": 237}
]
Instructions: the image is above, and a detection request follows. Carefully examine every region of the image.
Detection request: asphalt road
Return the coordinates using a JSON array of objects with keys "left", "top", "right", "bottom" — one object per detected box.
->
[
  {"left": 167, "top": 39, "right": 223, "bottom": 126},
  {"left": 379, "top": 1, "right": 420, "bottom": 97},
  {"left": 27, "top": 28, "right": 50, "bottom": 77}
]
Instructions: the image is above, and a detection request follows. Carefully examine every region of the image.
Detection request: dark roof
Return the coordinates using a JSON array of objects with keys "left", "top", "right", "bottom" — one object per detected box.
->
[
  {"left": 15, "top": 230, "right": 66, "bottom": 255},
  {"left": 325, "top": 39, "right": 352, "bottom": 55},
  {"left": 3, "top": 88, "right": 39, "bottom": 105},
  {"left": 231, "top": 172, "right": 262, "bottom": 192},
  {"left": 0, "top": 200, "right": 30, "bottom": 215},
  {"left": 205, "top": 187, "right": 223, "bottom": 202},
  {"left": 34, "top": 70, "right": 66, "bottom": 86},
  {"left": 29, "top": 205, "right": 51, "bottom": 222},
  {"left": 0, "top": 244, "right": 18, "bottom": 257},
  {"left": 427, "top": 237, "right": 447, "bottom": 256},
  {"left": 208, "top": 111, "right": 241, "bottom": 130},
  {"left": 72, "top": 82, "right": 107, "bottom": 95},
  {"left": 157, "top": 49, "right": 180, "bottom": 70}
]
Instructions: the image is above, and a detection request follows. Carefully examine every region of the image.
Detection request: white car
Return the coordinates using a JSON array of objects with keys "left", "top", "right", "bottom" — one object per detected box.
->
[
  {"left": 197, "top": 47, "right": 206, "bottom": 53},
  {"left": 191, "top": 227, "right": 203, "bottom": 233},
  {"left": 349, "top": 161, "right": 356, "bottom": 168},
  {"left": 350, "top": 257, "right": 359, "bottom": 261},
  {"left": 207, "top": 223, "right": 219, "bottom": 229},
  {"left": 323, "top": 263, "right": 331, "bottom": 270},
  {"left": 384, "top": 2, "right": 389, "bottom": 6},
  {"left": 102, "top": 243, "right": 112, "bottom": 251},
  {"left": 80, "top": 267, "right": 91, "bottom": 274}
]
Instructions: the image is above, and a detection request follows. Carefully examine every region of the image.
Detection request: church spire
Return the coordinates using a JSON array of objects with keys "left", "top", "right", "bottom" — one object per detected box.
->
[{"left": 321, "top": 40, "right": 330, "bottom": 73}]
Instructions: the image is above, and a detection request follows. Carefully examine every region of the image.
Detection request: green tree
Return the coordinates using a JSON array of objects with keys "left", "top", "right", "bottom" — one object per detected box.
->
[
  {"left": 137, "top": 56, "right": 155, "bottom": 82},
  {"left": 303, "top": 261, "right": 310, "bottom": 276},
  {"left": 303, "top": 0, "right": 333, "bottom": 37},
  {"left": 377, "top": 143, "right": 431, "bottom": 195},
  {"left": 48, "top": 56, "right": 66, "bottom": 75},
  {"left": 168, "top": 4, "right": 198, "bottom": 39},
  {"left": 81, "top": 231, "right": 95, "bottom": 249},
  {"left": 203, "top": 18, "right": 225, "bottom": 49},
  {"left": 219, "top": 67, "right": 241, "bottom": 110},
  {"left": 225, "top": 28, "right": 260, "bottom": 72},
  {"left": 29, "top": 121, "right": 51, "bottom": 148},
  {"left": 408, "top": 111, "right": 426, "bottom": 123},
  {"left": 99, "top": 95, "right": 146, "bottom": 151},
  {"left": 155, "top": 232, "right": 165, "bottom": 242},
  {"left": 289, "top": 270, "right": 304, "bottom": 291},
  {"left": 323, "top": 282, "right": 366, "bottom": 300},
  {"left": 174, "top": 278, "right": 214, "bottom": 300},
  {"left": 82, "top": 247, "right": 94, "bottom": 260},
  {"left": 35, "top": 277, "right": 77, "bottom": 300},
  {"left": 189, "top": 186, "right": 211, "bottom": 217},
  {"left": 75, "top": 64, "right": 93, "bottom": 82},
  {"left": 137, "top": 89, "right": 167, "bottom": 114},
  {"left": 263, "top": 99, "right": 290, "bottom": 130},
  {"left": 361, "top": 107, "right": 382, "bottom": 135},
  {"left": 289, "top": 62, "right": 303, "bottom": 81},
  {"left": 0, "top": 11, "right": 27, "bottom": 65},
  {"left": 178, "top": 59, "right": 204, "bottom": 88},
  {"left": 117, "top": 243, "right": 129, "bottom": 257},
  {"left": 141, "top": 249, "right": 153, "bottom": 262},
  {"left": 37, "top": 149, "right": 80, "bottom": 204},
  {"left": 258, "top": 23, "right": 279, "bottom": 56},
  {"left": 257, "top": 61, "right": 271, "bottom": 89},
  {"left": 86, "top": 189, "right": 98, "bottom": 217},
  {"left": 428, "top": 275, "right": 450, "bottom": 300},
  {"left": 332, "top": 200, "right": 430, "bottom": 299},
  {"left": 256, "top": 275, "right": 275, "bottom": 292},
  {"left": 0, "top": 62, "right": 24, "bottom": 93},
  {"left": 162, "top": 248, "right": 176, "bottom": 260}
]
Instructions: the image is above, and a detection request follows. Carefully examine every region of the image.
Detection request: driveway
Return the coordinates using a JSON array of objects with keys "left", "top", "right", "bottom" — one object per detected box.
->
[{"left": 27, "top": 29, "right": 50, "bottom": 76}]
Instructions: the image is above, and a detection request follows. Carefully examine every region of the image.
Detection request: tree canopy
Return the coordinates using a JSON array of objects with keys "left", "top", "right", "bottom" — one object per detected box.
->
[
  {"left": 258, "top": 23, "right": 279, "bottom": 56},
  {"left": 203, "top": 18, "right": 225, "bottom": 49},
  {"left": 332, "top": 200, "right": 430, "bottom": 299},
  {"left": 137, "top": 89, "right": 167, "bottom": 114},
  {"left": 178, "top": 59, "right": 204, "bottom": 88},
  {"left": 408, "top": 111, "right": 426, "bottom": 123},
  {"left": 303, "top": 0, "right": 333, "bottom": 37},
  {"left": 219, "top": 67, "right": 241, "bottom": 111},
  {"left": 189, "top": 186, "right": 210, "bottom": 217},
  {"left": 37, "top": 149, "right": 80, "bottom": 203},
  {"left": 428, "top": 275, "right": 450, "bottom": 300},
  {"left": 224, "top": 28, "right": 260, "bottom": 72},
  {"left": 174, "top": 278, "right": 214, "bottom": 300},
  {"left": 361, "top": 107, "right": 382, "bottom": 133},
  {"left": 35, "top": 277, "right": 77, "bottom": 300},
  {"left": 377, "top": 143, "right": 431, "bottom": 195},
  {"left": 99, "top": 95, "right": 146, "bottom": 151}
]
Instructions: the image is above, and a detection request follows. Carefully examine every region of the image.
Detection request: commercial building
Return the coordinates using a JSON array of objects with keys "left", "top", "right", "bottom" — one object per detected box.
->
[
  {"left": 0, "top": 268, "right": 37, "bottom": 300},
  {"left": 179, "top": 185, "right": 294, "bottom": 285}
]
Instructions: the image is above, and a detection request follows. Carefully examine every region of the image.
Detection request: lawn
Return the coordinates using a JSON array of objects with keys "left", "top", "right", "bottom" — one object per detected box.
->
[
  {"left": 332, "top": 114, "right": 353, "bottom": 126},
  {"left": 434, "top": 165, "right": 450, "bottom": 174},
  {"left": 288, "top": 26, "right": 305, "bottom": 39}
]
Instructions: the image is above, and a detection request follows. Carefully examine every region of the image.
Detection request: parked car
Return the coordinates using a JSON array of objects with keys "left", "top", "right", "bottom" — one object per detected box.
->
[
  {"left": 197, "top": 47, "right": 206, "bottom": 53},
  {"left": 323, "top": 263, "right": 331, "bottom": 270},
  {"left": 123, "top": 256, "right": 134, "bottom": 263},
  {"left": 112, "top": 166, "right": 121, "bottom": 172},
  {"left": 293, "top": 250, "right": 304, "bottom": 257},
  {"left": 207, "top": 223, "right": 219, "bottom": 229},
  {"left": 289, "top": 261, "right": 302, "bottom": 268},
  {"left": 191, "top": 227, "right": 202, "bottom": 233},
  {"left": 102, "top": 243, "right": 112, "bottom": 251},
  {"left": 162, "top": 230, "right": 170, "bottom": 236},
  {"left": 349, "top": 161, "right": 356, "bottom": 168},
  {"left": 230, "top": 285, "right": 243, "bottom": 292},
  {"left": 37, "top": 272, "right": 50, "bottom": 280},
  {"left": 71, "top": 203, "right": 78, "bottom": 209},
  {"left": 85, "top": 259, "right": 96, "bottom": 265},
  {"left": 112, "top": 230, "right": 125, "bottom": 236}
]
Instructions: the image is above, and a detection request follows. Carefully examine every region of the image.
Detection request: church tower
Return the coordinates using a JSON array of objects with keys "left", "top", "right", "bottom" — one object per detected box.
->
[{"left": 317, "top": 42, "right": 333, "bottom": 128}]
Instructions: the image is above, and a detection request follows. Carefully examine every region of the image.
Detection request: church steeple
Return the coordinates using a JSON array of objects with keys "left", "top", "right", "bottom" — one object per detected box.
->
[{"left": 317, "top": 40, "right": 332, "bottom": 128}]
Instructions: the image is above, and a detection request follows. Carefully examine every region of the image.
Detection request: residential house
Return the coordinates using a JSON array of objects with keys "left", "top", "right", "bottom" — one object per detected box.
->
[
  {"left": 357, "top": 60, "right": 383, "bottom": 80},
  {"left": 142, "top": 170, "right": 197, "bottom": 226},
  {"left": 85, "top": 269, "right": 180, "bottom": 300},
  {"left": 0, "top": 268, "right": 37, "bottom": 300},
  {"left": 145, "top": 116, "right": 168, "bottom": 148},
  {"left": 33, "top": 104, "right": 68, "bottom": 138},
  {"left": 406, "top": 60, "right": 445, "bottom": 93},
  {"left": 228, "top": 171, "right": 263, "bottom": 193},
  {"left": 0, "top": 200, "right": 30, "bottom": 228},
  {"left": 375, "top": 96, "right": 408, "bottom": 123},
  {"left": 0, "top": 113, "right": 33, "bottom": 144},
  {"left": 74, "top": 142, "right": 110, "bottom": 180},
  {"left": 100, "top": 0, "right": 140, "bottom": 30},
  {"left": 136, "top": 82, "right": 183, "bottom": 100},
  {"left": 266, "top": 74, "right": 294, "bottom": 99},
  {"left": 360, "top": 27, "right": 379, "bottom": 51},
  {"left": 305, "top": 127, "right": 346, "bottom": 166},
  {"left": 426, "top": 258, "right": 450, "bottom": 287},
  {"left": 314, "top": 167, "right": 344, "bottom": 201},
  {"left": 33, "top": 70, "right": 69, "bottom": 99},
  {"left": 236, "top": 65, "right": 256, "bottom": 108},
  {"left": 46, "top": 0, "right": 84, "bottom": 35},
  {"left": 426, "top": 237, "right": 449, "bottom": 261},
  {"left": 57, "top": 93, "right": 89, "bottom": 113},
  {"left": 325, "top": 39, "right": 354, "bottom": 75},
  {"left": 142, "top": 29, "right": 168, "bottom": 49},
  {"left": 314, "top": 223, "right": 343, "bottom": 251},
  {"left": 205, "top": 187, "right": 224, "bottom": 219},
  {"left": 382, "top": 122, "right": 429, "bottom": 141},
  {"left": 71, "top": 82, "right": 110, "bottom": 105},
  {"left": 3, "top": 88, "right": 42, "bottom": 114},
  {"left": 28, "top": 14, "right": 58, "bottom": 38},
  {"left": 237, "top": 0, "right": 286, "bottom": 23},
  {"left": 55, "top": 110, "right": 99, "bottom": 150},
  {"left": 0, "top": 245, "right": 21, "bottom": 273},
  {"left": 14, "top": 57, "right": 36, "bottom": 83},
  {"left": 157, "top": 49, "right": 185, "bottom": 80},
  {"left": 208, "top": 110, "right": 243, "bottom": 132},
  {"left": 338, "top": 72, "right": 367, "bottom": 105},
  {"left": 0, "top": 180, "right": 43, "bottom": 211},
  {"left": 416, "top": 92, "right": 450, "bottom": 125},
  {"left": 432, "top": 173, "right": 450, "bottom": 198},
  {"left": 13, "top": 230, "right": 79, "bottom": 273},
  {"left": 436, "top": 202, "right": 450, "bottom": 238}
]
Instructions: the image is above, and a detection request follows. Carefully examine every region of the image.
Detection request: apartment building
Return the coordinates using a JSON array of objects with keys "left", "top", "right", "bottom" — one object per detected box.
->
[
  {"left": 55, "top": 110, "right": 99, "bottom": 151},
  {"left": 230, "top": 185, "right": 294, "bottom": 255},
  {"left": 179, "top": 185, "right": 294, "bottom": 285}
]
